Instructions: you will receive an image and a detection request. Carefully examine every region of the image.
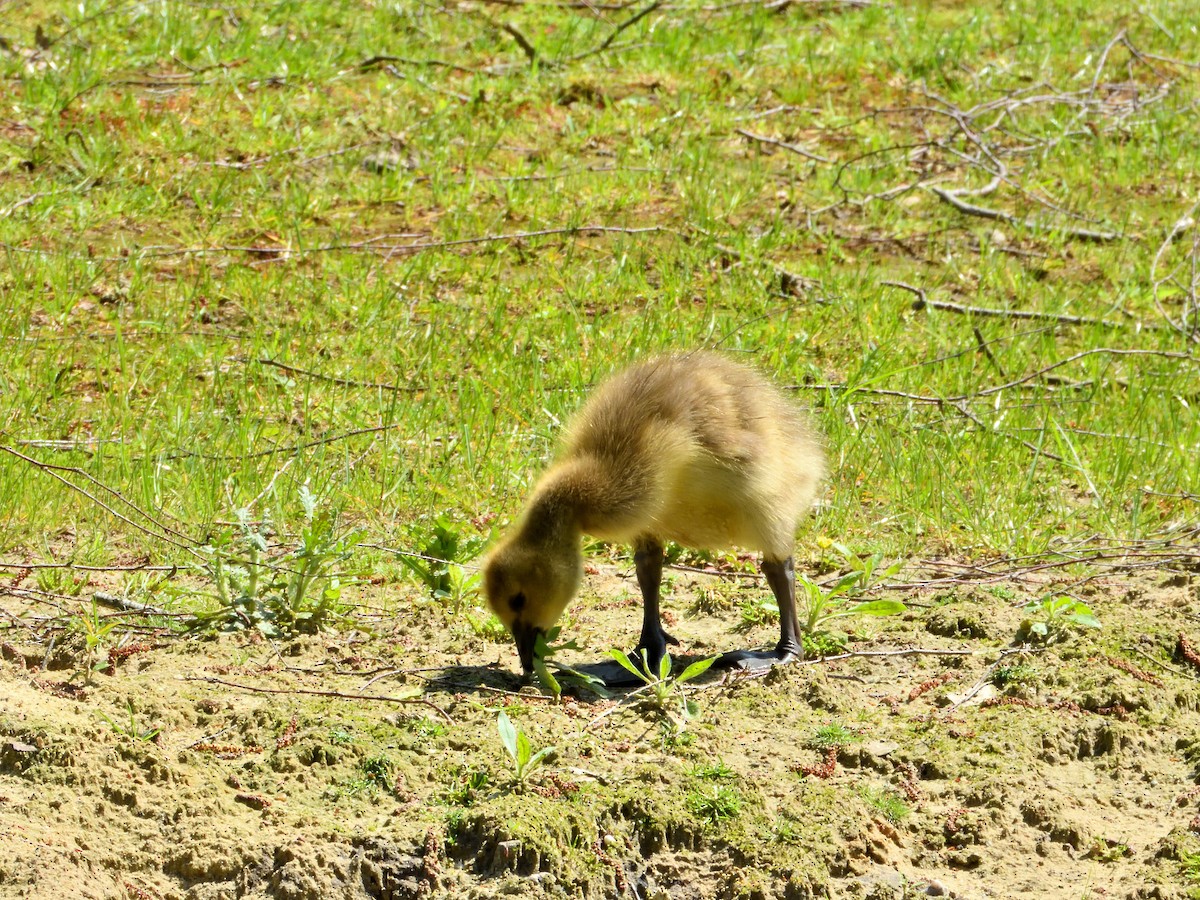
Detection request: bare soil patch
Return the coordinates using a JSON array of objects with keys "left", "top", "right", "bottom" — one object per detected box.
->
[{"left": 3, "top": 565, "right": 1200, "bottom": 899}]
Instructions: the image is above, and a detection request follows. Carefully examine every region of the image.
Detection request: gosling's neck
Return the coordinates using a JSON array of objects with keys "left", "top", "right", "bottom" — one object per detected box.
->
[{"left": 521, "top": 453, "right": 650, "bottom": 544}]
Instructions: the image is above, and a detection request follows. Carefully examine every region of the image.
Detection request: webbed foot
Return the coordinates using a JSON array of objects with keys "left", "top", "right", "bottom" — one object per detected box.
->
[{"left": 717, "top": 644, "right": 802, "bottom": 674}]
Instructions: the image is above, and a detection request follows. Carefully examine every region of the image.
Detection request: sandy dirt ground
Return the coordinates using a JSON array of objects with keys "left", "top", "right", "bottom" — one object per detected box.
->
[{"left": 2, "top": 562, "right": 1199, "bottom": 899}]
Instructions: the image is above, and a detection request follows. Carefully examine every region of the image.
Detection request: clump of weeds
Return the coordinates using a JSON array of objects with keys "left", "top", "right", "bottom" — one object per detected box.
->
[
  {"left": 100, "top": 699, "right": 161, "bottom": 744},
  {"left": 690, "top": 759, "right": 737, "bottom": 781},
  {"left": 446, "top": 767, "right": 491, "bottom": 806},
  {"left": 809, "top": 723, "right": 863, "bottom": 750},
  {"left": 337, "top": 755, "right": 396, "bottom": 798},
  {"left": 992, "top": 663, "right": 1040, "bottom": 688},
  {"left": 608, "top": 649, "right": 717, "bottom": 737},
  {"left": 67, "top": 599, "right": 117, "bottom": 681},
  {"left": 1019, "top": 594, "right": 1101, "bottom": 644},
  {"left": 192, "top": 488, "right": 360, "bottom": 637},
  {"left": 742, "top": 544, "right": 905, "bottom": 649},
  {"left": 859, "top": 785, "right": 910, "bottom": 824},
  {"left": 687, "top": 785, "right": 742, "bottom": 827},
  {"left": 395, "top": 514, "right": 484, "bottom": 611}
]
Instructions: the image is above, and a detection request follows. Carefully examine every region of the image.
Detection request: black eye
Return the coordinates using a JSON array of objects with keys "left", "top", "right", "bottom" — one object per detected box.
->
[{"left": 509, "top": 592, "right": 527, "bottom": 612}]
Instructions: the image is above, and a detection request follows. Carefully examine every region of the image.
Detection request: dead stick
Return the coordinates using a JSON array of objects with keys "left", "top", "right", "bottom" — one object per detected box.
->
[
  {"left": 0, "top": 561, "right": 177, "bottom": 572},
  {"left": 163, "top": 423, "right": 404, "bottom": 462},
  {"left": 500, "top": 22, "right": 538, "bottom": 62},
  {"left": 596, "top": 0, "right": 663, "bottom": 54},
  {"left": 255, "top": 358, "right": 420, "bottom": 392},
  {"left": 0, "top": 446, "right": 197, "bottom": 551},
  {"left": 973, "top": 326, "right": 1007, "bottom": 376},
  {"left": 735, "top": 127, "right": 831, "bottom": 164},
  {"left": 902, "top": 291, "right": 1153, "bottom": 330},
  {"left": 952, "top": 347, "right": 1198, "bottom": 401},
  {"left": 953, "top": 399, "right": 1064, "bottom": 461},
  {"left": 927, "top": 186, "right": 1122, "bottom": 242}
]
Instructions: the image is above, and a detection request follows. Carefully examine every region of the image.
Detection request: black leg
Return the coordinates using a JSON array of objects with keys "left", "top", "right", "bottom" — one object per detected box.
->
[
  {"left": 570, "top": 538, "right": 679, "bottom": 688},
  {"left": 762, "top": 556, "right": 803, "bottom": 662},
  {"left": 718, "top": 555, "right": 804, "bottom": 673},
  {"left": 634, "top": 538, "right": 677, "bottom": 673}
]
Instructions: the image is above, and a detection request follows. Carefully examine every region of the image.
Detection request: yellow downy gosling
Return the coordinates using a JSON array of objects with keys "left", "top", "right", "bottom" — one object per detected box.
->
[{"left": 483, "top": 351, "right": 825, "bottom": 680}]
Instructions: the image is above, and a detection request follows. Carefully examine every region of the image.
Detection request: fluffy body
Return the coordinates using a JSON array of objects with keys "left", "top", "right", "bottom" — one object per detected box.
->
[{"left": 483, "top": 351, "right": 825, "bottom": 674}]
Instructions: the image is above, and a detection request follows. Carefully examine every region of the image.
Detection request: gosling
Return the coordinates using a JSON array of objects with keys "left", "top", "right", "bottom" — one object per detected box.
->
[{"left": 483, "top": 351, "right": 825, "bottom": 681}]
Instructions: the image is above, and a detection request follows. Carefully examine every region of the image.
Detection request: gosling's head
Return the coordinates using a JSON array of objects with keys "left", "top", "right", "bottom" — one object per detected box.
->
[{"left": 483, "top": 538, "right": 582, "bottom": 675}]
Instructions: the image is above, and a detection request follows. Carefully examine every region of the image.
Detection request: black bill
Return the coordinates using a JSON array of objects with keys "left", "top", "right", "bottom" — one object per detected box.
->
[{"left": 512, "top": 621, "right": 542, "bottom": 675}]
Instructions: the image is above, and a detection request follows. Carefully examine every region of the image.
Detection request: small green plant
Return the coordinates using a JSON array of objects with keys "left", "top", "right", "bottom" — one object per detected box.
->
[
  {"left": 991, "top": 664, "right": 1039, "bottom": 688},
  {"left": 447, "top": 768, "right": 491, "bottom": 806},
  {"left": 328, "top": 727, "right": 354, "bottom": 745},
  {"left": 745, "top": 545, "right": 905, "bottom": 648},
  {"left": 687, "top": 785, "right": 742, "bottom": 826},
  {"left": 396, "top": 515, "right": 485, "bottom": 610},
  {"left": 859, "top": 785, "right": 910, "bottom": 824},
  {"left": 463, "top": 608, "right": 509, "bottom": 643},
  {"left": 690, "top": 581, "right": 740, "bottom": 615},
  {"left": 984, "top": 585, "right": 1019, "bottom": 601},
  {"left": 68, "top": 599, "right": 118, "bottom": 679},
  {"left": 660, "top": 727, "right": 696, "bottom": 749},
  {"left": 802, "top": 630, "right": 847, "bottom": 657},
  {"left": 690, "top": 759, "right": 737, "bottom": 781},
  {"left": 359, "top": 754, "right": 394, "bottom": 792},
  {"left": 608, "top": 649, "right": 717, "bottom": 735},
  {"left": 193, "top": 491, "right": 360, "bottom": 637},
  {"left": 37, "top": 568, "right": 88, "bottom": 597},
  {"left": 445, "top": 809, "right": 466, "bottom": 846},
  {"left": 1084, "top": 838, "right": 1130, "bottom": 862},
  {"left": 100, "top": 700, "right": 161, "bottom": 743},
  {"left": 409, "top": 718, "right": 447, "bottom": 741},
  {"left": 1019, "top": 595, "right": 1101, "bottom": 643},
  {"left": 809, "top": 723, "right": 863, "bottom": 750},
  {"left": 737, "top": 596, "right": 780, "bottom": 631},
  {"left": 496, "top": 710, "right": 555, "bottom": 786},
  {"left": 798, "top": 545, "right": 907, "bottom": 642},
  {"left": 1180, "top": 849, "right": 1200, "bottom": 894},
  {"left": 772, "top": 814, "right": 802, "bottom": 844}
]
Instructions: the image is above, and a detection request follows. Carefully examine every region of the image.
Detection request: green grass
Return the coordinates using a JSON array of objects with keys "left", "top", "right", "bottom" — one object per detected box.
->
[{"left": 1, "top": 0, "right": 1197, "bottom": 577}]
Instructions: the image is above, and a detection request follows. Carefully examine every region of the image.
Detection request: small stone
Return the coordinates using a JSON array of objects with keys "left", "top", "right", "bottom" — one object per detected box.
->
[{"left": 925, "top": 879, "right": 948, "bottom": 896}]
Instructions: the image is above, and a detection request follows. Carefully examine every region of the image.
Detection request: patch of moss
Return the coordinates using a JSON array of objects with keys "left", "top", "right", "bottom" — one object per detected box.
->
[{"left": 924, "top": 604, "right": 993, "bottom": 640}]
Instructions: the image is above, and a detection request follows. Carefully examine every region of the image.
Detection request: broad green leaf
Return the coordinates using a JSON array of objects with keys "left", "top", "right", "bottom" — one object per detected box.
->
[
  {"left": 826, "top": 573, "right": 860, "bottom": 598},
  {"left": 516, "top": 730, "right": 531, "bottom": 768},
  {"left": 658, "top": 651, "right": 672, "bottom": 682},
  {"left": 527, "top": 746, "right": 556, "bottom": 770},
  {"left": 534, "top": 656, "right": 561, "bottom": 699},
  {"left": 1069, "top": 613, "right": 1102, "bottom": 629},
  {"left": 497, "top": 711, "right": 518, "bottom": 760},
  {"left": 678, "top": 655, "right": 719, "bottom": 682},
  {"left": 608, "top": 649, "right": 642, "bottom": 678}
]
